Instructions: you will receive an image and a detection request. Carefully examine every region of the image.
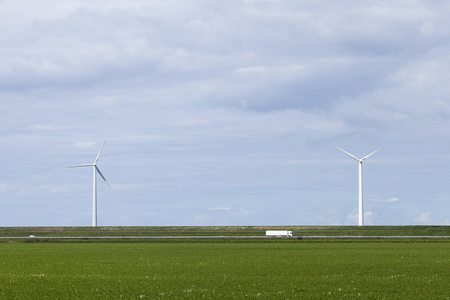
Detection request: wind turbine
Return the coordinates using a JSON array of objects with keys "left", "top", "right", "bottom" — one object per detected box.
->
[
  {"left": 336, "top": 146, "right": 383, "bottom": 226},
  {"left": 68, "top": 139, "right": 110, "bottom": 227}
]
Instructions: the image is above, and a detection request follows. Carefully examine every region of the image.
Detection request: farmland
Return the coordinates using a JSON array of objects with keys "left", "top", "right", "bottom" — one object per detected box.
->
[
  {"left": 1, "top": 242, "right": 450, "bottom": 299},
  {"left": 1, "top": 226, "right": 450, "bottom": 298}
]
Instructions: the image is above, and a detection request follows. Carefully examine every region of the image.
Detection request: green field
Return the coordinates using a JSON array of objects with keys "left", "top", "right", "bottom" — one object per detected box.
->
[{"left": 1, "top": 242, "right": 450, "bottom": 299}]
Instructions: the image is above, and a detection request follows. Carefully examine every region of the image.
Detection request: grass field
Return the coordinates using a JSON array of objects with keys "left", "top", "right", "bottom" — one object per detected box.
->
[{"left": 1, "top": 242, "right": 450, "bottom": 299}]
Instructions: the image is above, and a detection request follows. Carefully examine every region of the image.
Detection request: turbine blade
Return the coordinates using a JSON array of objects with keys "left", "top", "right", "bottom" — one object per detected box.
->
[
  {"left": 67, "top": 164, "right": 94, "bottom": 168},
  {"left": 96, "top": 166, "right": 111, "bottom": 188},
  {"left": 336, "top": 147, "right": 359, "bottom": 161},
  {"left": 361, "top": 147, "right": 384, "bottom": 161},
  {"left": 94, "top": 139, "right": 107, "bottom": 164}
]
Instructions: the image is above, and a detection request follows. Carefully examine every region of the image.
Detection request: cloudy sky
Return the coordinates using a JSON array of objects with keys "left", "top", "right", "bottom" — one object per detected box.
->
[{"left": 1, "top": 0, "right": 450, "bottom": 227}]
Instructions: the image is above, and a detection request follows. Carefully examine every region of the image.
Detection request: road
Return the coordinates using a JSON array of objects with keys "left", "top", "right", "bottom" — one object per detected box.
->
[{"left": 1, "top": 235, "right": 450, "bottom": 239}]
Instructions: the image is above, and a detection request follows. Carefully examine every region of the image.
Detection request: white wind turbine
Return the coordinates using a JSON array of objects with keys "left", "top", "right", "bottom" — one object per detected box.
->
[
  {"left": 68, "top": 140, "right": 110, "bottom": 227},
  {"left": 336, "top": 146, "right": 383, "bottom": 226}
]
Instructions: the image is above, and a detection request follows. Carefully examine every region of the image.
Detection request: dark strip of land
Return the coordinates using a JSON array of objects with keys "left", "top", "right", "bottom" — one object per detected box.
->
[
  {"left": 0, "top": 225, "right": 449, "bottom": 238},
  {"left": 2, "top": 235, "right": 450, "bottom": 239}
]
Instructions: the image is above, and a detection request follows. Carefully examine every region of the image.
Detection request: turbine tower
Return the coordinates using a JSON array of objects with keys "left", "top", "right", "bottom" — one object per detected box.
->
[
  {"left": 68, "top": 139, "right": 110, "bottom": 227},
  {"left": 336, "top": 146, "right": 383, "bottom": 226}
]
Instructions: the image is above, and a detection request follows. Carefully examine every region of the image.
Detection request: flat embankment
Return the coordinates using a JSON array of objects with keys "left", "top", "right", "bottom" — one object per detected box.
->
[
  {"left": 1, "top": 225, "right": 449, "bottom": 240},
  {"left": 1, "top": 242, "right": 450, "bottom": 299}
]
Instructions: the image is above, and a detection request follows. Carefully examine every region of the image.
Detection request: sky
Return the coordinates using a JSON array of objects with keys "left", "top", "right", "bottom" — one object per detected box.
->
[{"left": 1, "top": 0, "right": 450, "bottom": 227}]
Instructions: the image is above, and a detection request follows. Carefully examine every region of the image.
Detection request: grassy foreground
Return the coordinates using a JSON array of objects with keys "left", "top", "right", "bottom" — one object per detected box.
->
[
  {"left": 1, "top": 242, "right": 450, "bottom": 299},
  {"left": 1, "top": 225, "right": 449, "bottom": 238}
]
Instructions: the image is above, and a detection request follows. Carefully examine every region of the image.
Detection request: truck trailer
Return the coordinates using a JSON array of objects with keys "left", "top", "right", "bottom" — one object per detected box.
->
[{"left": 265, "top": 230, "right": 293, "bottom": 237}]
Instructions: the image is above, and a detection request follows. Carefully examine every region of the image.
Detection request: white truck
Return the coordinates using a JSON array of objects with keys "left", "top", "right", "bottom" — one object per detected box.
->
[{"left": 265, "top": 230, "right": 293, "bottom": 237}]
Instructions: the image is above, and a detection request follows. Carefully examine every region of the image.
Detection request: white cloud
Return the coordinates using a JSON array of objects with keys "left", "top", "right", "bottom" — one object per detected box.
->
[
  {"left": 388, "top": 197, "right": 400, "bottom": 202},
  {"left": 73, "top": 141, "right": 98, "bottom": 148},
  {"left": 363, "top": 211, "right": 376, "bottom": 225},
  {"left": 373, "top": 197, "right": 400, "bottom": 203},
  {"left": 234, "top": 208, "right": 255, "bottom": 216},
  {"left": 2, "top": 0, "right": 450, "bottom": 226},
  {"left": 345, "top": 210, "right": 358, "bottom": 224},
  {"left": 194, "top": 214, "right": 207, "bottom": 222},
  {"left": 345, "top": 209, "right": 375, "bottom": 225},
  {"left": 415, "top": 212, "right": 431, "bottom": 224},
  {"left": 208, "top": 207, "right": 231, "bottom": 211}
]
